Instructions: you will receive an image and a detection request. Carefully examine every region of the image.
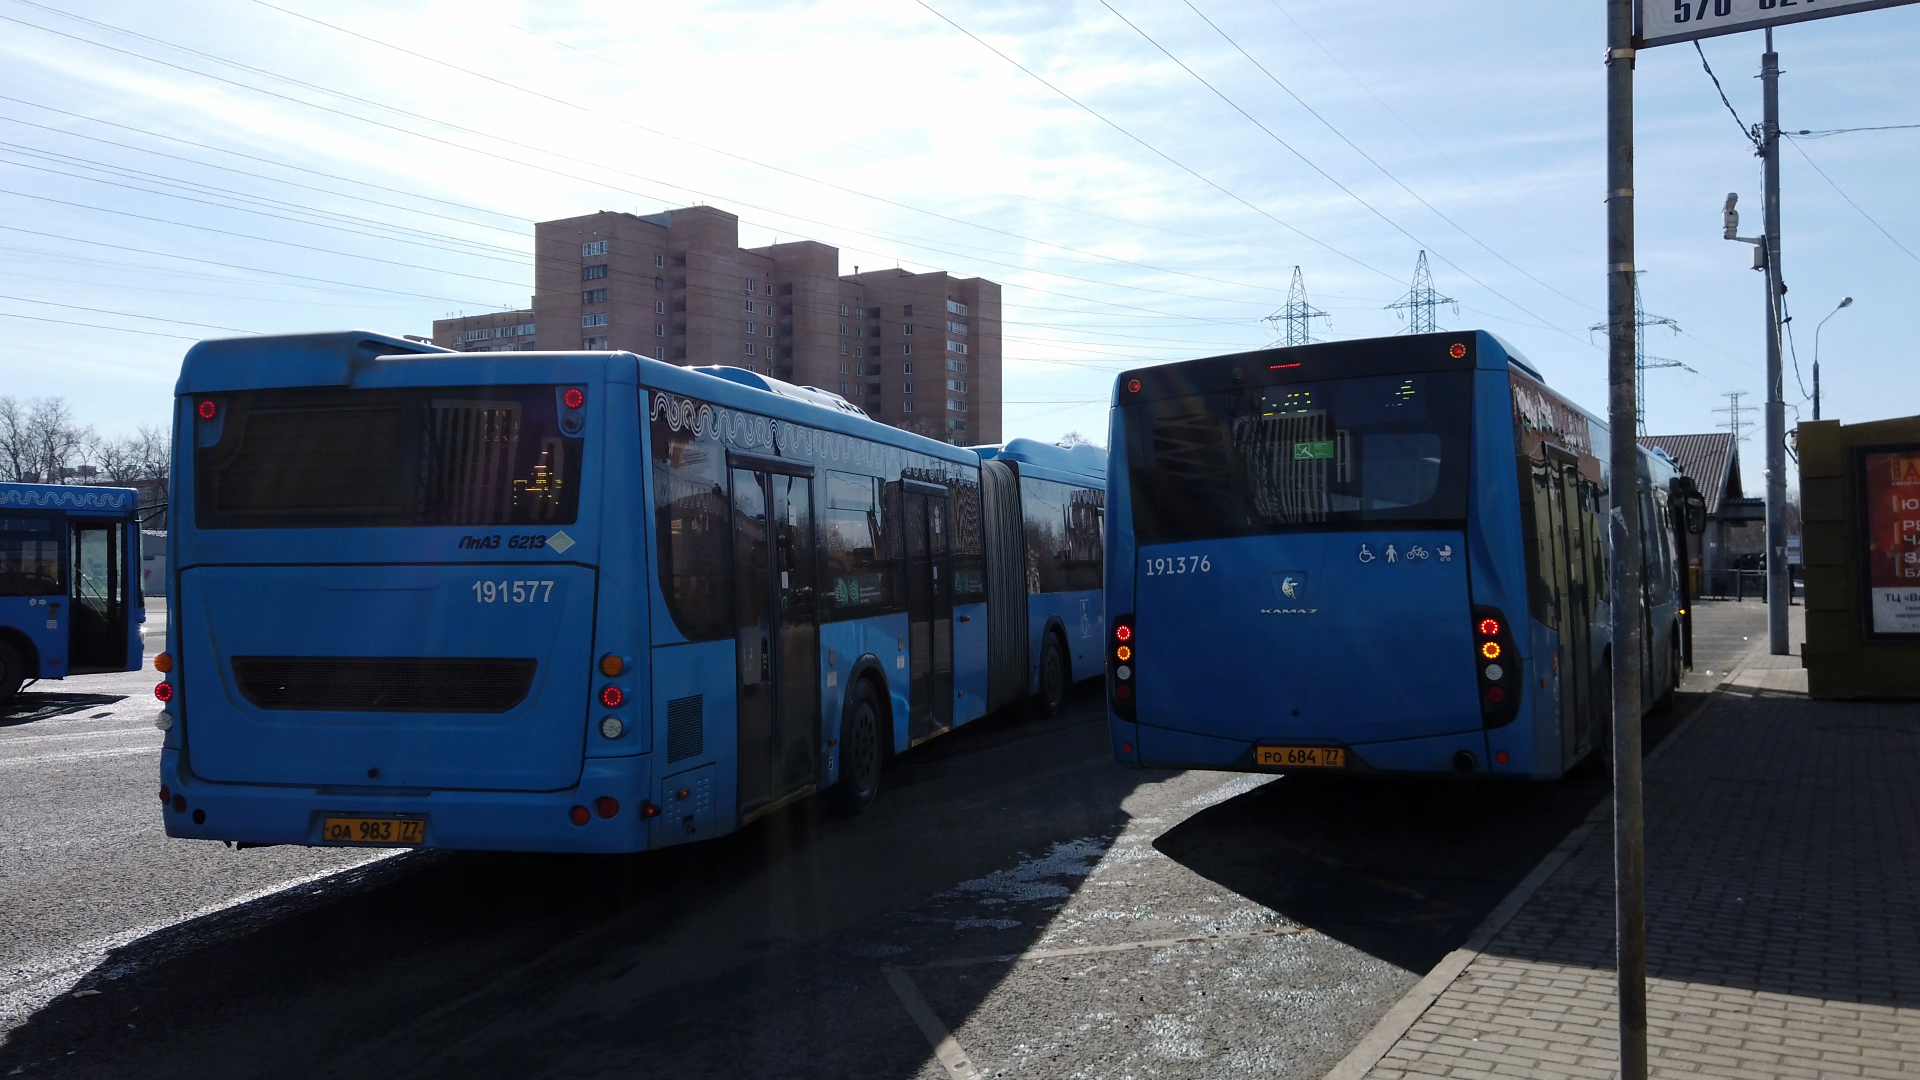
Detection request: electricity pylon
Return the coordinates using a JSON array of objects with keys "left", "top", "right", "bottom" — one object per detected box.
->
[
  {"left": 1590, "top": 273, "right": 1690, "bottom": 435},
  {"left": 1263, "top": 266, "right": 1331, "bottom": 346},
  {"left": 1386, "top": 251, "right": 1457, "bottom": 334}
]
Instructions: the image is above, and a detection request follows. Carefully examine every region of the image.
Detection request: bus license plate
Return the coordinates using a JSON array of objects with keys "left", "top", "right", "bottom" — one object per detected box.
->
[
  {"left": 322, "top": 816, "right": 426, "bottom": 845},
  {"left": 1255, "top": 746, "right": 1345, "bottom": 769}
]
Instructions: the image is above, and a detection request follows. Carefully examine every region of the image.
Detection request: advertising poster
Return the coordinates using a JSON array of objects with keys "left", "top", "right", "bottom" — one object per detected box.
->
[{"left": 1864, "top": 448, "right": 1920, "bottom": 635}]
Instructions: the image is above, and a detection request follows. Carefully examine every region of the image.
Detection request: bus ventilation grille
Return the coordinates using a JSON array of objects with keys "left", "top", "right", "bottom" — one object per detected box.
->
[
  {"left": 231, "top": 657, "right": 537, "bottom": 714},
  {"left": 666, "top": 694, "right": 704, "bottom": 762}
]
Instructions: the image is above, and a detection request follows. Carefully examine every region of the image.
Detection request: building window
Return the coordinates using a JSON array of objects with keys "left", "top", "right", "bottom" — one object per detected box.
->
[
  {"left": 902, "top": 401, "right": 915, "bottom": 413},
  {"left": 855, "top": 326, "right": 864, "bottom": 338},
  {"left": 839, "top": 323, "right": 849, "bottom": 336},
  {"left": 656, "top": 323, "right": 666, "bottom": 337},
  {"left": 583, "top": 240, "right": 607, "bottom": 257},
  {"left": 518, "top": 323, "right": 535, "bottom": 336},
  {"left": 655, "top": 347, "right": 665, "bottom": 360},
  {"left": 902, "top": 381, "right": 914, "bottom": 393},
  {"left": 655, "top": 253, "right": 665, "bottom": 267},
  {"left": 902, "top": 362, "right": 914, "bottom": 374},
  {"left": 903, "top": 324, "right": 914, "bottom": 336},
  {"left": 582, "top": 313, "right": 608, "bottom": 327},
  {"left": 947, "top": 299, "right": 967, "bottom": 315},
  {"left": 947, "top": 418, "right": 967, "bottom": 432},
  {"left": 947, "top": 340, "right": 967, "bottom": 355},
  {"left": 838, "top": 381, "right": 851, "bottom": 393},
  {"left": 840, "top": 342, "right": 849, "bottom": 355},
  {"left": 583, "top": 264, "right": 608, "bottom": 281},
  {"left": 839, "top": 361, "right": 849, "bottom": 373},
  {"left": 655, "top": 276, "right": 665, "bottom": 291},
  {"left": 947, "top": 379, "right": 967, "bottom": 392},
  {"left": 745, "top": 300, "right": 758, "bottom": 313},
  {"left": 947, "top": 359, "right": 967, "bottom": 373},
  {"left": 584, "top": 336, "right": 608, "bottom": 349},
  {"left": 839, "top": 304, "right": 849, "bottom": 316},
  {"left": 745, "top": 278, "right": 758, "bottom": 294},
  {"left": 745, "top": 343, "right": 758, "bottom": 356},
  {"left": 583, "top": 288, "right": 608, "bottom": 305},
  {"left": 947, "top": 320, "right": 968, "bottom": 335},
  {"left": 855, "top": 346, "right": 864, "bottom": 358},
  {"left": 745, "top": 361, "right": 758, "bottom": 372},
  {"left": 947, "top": 399, "right": 967, "bottom": 412},
  {"left": 655, "top": 300, "right": 665, "bottom": 314},
  {"left": 904, "top": 304, "right": 914, "bottom": 317}
]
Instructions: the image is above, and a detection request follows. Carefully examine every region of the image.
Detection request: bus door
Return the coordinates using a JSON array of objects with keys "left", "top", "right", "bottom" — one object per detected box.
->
[
  {"left": 730, "top": 463, "right": 820, "bottom": 821},
  {"left": 902, "top": 483, "right": 953, "bottom": 743},
  {"left": 1528, "top": 446, "right": 1596, "bottom": 765},
  {"left": 67, "top": 518, "right": 127, "bottom": 675}
]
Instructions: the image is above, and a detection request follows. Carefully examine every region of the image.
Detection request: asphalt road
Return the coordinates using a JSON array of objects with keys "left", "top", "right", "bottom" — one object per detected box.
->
[{"left": 0, "top": 600, "right": 1769, "bottom": 1079}]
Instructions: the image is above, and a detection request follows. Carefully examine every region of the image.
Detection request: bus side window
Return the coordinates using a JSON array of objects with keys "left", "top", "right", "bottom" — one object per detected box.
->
[
  {"left": 651, "top": 419, "right": 732, "bottom": 641},
  {"left": 823, "top": 472, "right": 896, "bottom": 616},
  {"left": 0, "top": 515, "right": 64, "bottom": 596}
]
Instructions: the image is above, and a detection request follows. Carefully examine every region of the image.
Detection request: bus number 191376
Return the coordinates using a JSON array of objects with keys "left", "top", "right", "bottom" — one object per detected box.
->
[{"left": 1144, "top": 555, "right": 1211, "bottom": 576}]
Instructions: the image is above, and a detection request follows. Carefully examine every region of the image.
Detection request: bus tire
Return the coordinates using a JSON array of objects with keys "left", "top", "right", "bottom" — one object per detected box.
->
[
  {"left": 829, "top": 678, "right": 883, "bottom": 816},
  {"left": 0, "top": 641, "right": 24, "bottom": 703},
  {"left": 1037, "top": 631, "right": 1069, "bottom": 717},
  {"left": 1651, "top": 634, "right": 1681, "bottom": 714}
]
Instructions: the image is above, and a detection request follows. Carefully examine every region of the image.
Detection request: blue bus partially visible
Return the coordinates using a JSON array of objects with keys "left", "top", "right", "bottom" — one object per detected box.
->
[
  {"left": 975, "top": 439, "right": 1106, "bottom": 715},
  {"left": 158, "top": 331, "right": 1091, "bottom": 853},
  {"left": 1104, "top": 331, "right": 1685, "bottom": 780},
  {"left": 1, "top": 482, "right": 145, "bottom": 701}
]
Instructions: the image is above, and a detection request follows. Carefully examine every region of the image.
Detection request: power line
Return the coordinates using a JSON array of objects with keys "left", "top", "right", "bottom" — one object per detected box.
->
[
  {"left": 0, "top": 311, "right": 199, "bottom": 339},
  {"left": 1792, "top": 123, "right": 1920, "bottom": 138},
  {"left": 1180, "top": 0, "right": 1600, "bottom": 317},
  {"left": 1784, "top": 135, "right": 1920, "bottom": 264},
  {"left": 1694, "top": 42, "right": 1758, "bottom": 148},
  {"left": 908, "top": 0, "right": 1401, "bottom": 285}
]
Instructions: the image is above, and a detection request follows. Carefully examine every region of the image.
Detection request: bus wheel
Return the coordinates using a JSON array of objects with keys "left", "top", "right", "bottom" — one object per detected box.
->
[
  {"left": 830, "top": 679, "right": 883, "bottom": 816},
  {"left": 0, "top": 642, "right": 24, "bottom": 703},
  {"left": 1037, "top": 632, "right": 1069, "bottom": 717}
]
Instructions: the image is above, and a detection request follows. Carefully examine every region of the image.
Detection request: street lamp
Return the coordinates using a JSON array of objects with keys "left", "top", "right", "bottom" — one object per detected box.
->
[{"left": 1812, "top": 297, "right": 1853, "bottom": 421}]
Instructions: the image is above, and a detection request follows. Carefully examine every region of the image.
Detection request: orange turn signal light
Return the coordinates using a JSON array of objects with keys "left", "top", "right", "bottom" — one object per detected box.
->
[
  {"left": 1115, "top": 645, "right": 1132, "bottom": 662},
  {"left": 599, "top": 653, "right": 624, "bottom": 677},
  {"left": 1480, "top": 641, "right": 1502, "bottom": 660},
  {"left": 154, "top": 652, "right": 173, "bottom": 674}
]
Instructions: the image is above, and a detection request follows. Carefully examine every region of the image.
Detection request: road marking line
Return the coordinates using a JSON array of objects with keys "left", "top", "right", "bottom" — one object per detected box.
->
[
  {"left": 882, "top": 966, "right": 981, "bottom": 1080},
  {"left": 0, "top": 745, "right": 155, "bottom": 768}
]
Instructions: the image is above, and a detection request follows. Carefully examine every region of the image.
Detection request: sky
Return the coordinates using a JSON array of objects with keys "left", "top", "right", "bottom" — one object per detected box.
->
[{"left": 0, "top": 0, "right": 1914, "bottom": 492}]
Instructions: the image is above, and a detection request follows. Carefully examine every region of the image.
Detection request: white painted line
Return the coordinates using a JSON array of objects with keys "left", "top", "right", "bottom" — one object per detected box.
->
[
  {"left": 1321, "top": 632, "right": 1774, "bottom": 1080},
  {"left": 0, "top": 745, "right": 155, "bottom": 768},
  {"left": 882, "top": 965, "right": 981, "bottom": 1080}
]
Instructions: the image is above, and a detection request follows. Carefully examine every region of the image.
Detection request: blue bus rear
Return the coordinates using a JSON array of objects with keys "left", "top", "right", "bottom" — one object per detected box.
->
[
  {"left": 1105, "top": 331, "right": 1683, "bottom": 780},
  {"left": 975, "top": 439, "right": 1107, "bottom": 714},
  {"left": 1, "top": 482, "right": 144, "bottom": 700},
  {"left": 159, "top": 331, "right": 1055, "bottom": 852}
]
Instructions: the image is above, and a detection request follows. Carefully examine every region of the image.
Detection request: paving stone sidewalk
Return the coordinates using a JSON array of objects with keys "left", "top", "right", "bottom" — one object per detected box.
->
[{"left": 1355, "top": 613, "right": 1920, "bottom": 1079}]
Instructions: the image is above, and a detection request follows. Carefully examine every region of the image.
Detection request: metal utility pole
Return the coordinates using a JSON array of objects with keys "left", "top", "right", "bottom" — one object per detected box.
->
[
  {"left": 1386, "top": 251, "right": 1457, "bottom": 334},
  {"left": 1760, "top": 29, "right": 1790, "bottom": 655},
  {"left": 1264, "top": 266, "right": 1330, "bottom": 347},
  {"left": 1714, "top": 390, "right": 1751, "bottom": 445},
  {"left": 1604, "top": 0, "right": 1647, "bottom": 1076},
  {"left": 1812, "top": 297, "right": 1853, "bottom": 421}
]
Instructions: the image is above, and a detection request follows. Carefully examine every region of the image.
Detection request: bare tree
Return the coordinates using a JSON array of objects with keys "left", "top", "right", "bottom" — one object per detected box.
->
[
  {"left": 0, "top": 396, "right": 99, "bottom": 484},
  {"left": 93, "top": 425, "right": 170, "bottom": 485}
]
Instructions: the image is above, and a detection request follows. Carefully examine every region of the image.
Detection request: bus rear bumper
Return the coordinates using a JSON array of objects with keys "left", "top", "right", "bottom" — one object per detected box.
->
[
  {"left": 158, "top": 750, "right": 656, "bottom": 853},
  {"left": 1125, "top": 720, "right": 1499, "bottom": 777}
]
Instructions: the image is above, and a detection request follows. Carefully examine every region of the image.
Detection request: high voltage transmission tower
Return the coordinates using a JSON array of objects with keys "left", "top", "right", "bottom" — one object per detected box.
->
[
  {"left": 1589, "top": 273, "right": 1691, "bottom": 435},
  {"left": 1386, "top": 251, "right": 1457, "bottom": 334},
  {"left": 1714, "top": 390, "right": 1751, "bottom": 444},
  {"left": 1263, "top": 266, "right": 1330, "bottom": 346}
]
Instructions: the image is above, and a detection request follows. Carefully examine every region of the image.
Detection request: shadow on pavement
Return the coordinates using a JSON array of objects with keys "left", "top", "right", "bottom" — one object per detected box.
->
[
  {"left": 1, "top": 693, "right": 129, "bottom": 728},
  {"left": 1154, "top": 691, "right": 1706, "bottom": 977},
  {"left": 0, "top": 686, "right": 1151, "bottom": 1080}
]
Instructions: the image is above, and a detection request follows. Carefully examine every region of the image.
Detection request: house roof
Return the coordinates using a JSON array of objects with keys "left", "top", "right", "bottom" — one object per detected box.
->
[{"left": 1640, "top": 433, "right": 1742, "bottom": 516}]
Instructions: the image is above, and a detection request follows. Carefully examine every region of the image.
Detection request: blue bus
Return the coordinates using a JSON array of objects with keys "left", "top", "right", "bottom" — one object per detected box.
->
[
  {"left": 1, "top": 482, "right": 145, "bottom": 701},
  {"left": 975, "top": 439, "right": 1107, "bottom": 715},
  {"left": 1104, "top": 331, "right": 1685, "bottom": 780},
  {"left": 157, "top": 331, "right": 1091, "bottom": 852}
]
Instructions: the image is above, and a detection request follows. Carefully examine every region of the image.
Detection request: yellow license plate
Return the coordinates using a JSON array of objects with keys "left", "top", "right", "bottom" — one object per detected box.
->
[
  {"left": 1254, "top": 746, "right": 1346, "bottom": 768},
  {"left": 322, "top": 816, "right": 425, "bottom": 845}
]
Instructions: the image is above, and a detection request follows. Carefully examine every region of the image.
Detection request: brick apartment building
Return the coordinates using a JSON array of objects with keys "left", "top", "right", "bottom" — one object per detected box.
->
[{"left": 430, "top": 205, "right": 1001, "bottom": 444}]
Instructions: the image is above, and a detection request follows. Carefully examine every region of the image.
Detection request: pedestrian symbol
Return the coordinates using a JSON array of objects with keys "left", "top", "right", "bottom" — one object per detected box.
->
[{"left": 1385, "top": 544, "right": 1399, "bottom": 563}]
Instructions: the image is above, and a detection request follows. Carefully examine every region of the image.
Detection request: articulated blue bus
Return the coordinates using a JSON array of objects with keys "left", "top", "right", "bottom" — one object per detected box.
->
[
  {"left": 157, "top": 331, "right": 1093, "bottom": 852},
  {"left": 975, "top": 439, "right": 1106, "bottom": 715},
  {"left": 1104, "top": 331, "right": 1684, "bottom": 780},
  {"left": 1, "top": 482, "right": 145, "bottom": 701}
]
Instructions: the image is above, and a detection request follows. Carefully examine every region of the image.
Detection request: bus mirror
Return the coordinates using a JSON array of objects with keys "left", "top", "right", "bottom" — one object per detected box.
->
[
  {"left": 1668, "top": 477, "right": 1707, "bottom": 535},
  {"left": 1685, "top": 499, "right": 1706, "bottom": 535}
]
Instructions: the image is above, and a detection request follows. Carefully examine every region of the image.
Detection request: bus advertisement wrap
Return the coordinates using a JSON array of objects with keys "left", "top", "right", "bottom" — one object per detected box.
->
[{"left": 1864, "top": 447, "right": 1920, "bottom": 635}]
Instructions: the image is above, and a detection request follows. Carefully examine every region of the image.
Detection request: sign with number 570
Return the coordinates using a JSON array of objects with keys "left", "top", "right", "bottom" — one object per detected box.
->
[{"left": 1638, "top": 0, "right": 1918, "bottom": 47}]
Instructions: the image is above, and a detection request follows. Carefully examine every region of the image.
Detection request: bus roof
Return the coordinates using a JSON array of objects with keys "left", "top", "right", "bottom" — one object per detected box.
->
[
  {"left": 974, "top": 438, "right": 1105, "bottom": 485},
  {"left": 1, "top": 482, "right": 138, "bottom": 512},
  {"left": 176, "top": 330, "right": 451, "bottom": 394},
  {"left": 1110, "top": 330, "right": 1544, "bottom": 404}
]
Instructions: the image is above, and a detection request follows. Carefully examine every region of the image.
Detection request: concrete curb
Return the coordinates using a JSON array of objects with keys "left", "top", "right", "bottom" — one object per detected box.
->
[{"left": 1321, "top": 632, "right": 1774, "bottom": 1080}]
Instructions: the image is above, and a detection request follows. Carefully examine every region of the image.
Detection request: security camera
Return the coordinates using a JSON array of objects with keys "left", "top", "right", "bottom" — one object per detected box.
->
[{"left": 1721, "top": 193, "right": 1740, "bottom": 240}]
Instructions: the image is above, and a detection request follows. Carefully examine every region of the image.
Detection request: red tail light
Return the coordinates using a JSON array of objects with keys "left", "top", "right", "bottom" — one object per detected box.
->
[
  {"left": 154, "top": 681, "right": 174, "bottom": 702},
  {"left": 1114, "top": 624, "right": 1132, "bottom": 643},
  {"left": 600, "top": 686, "right": 623, "bottom": 708},
  {"left": 1477, "top": 618, "right": 1501, "bottom": 637},
  {"left": 563, "top": 387, "right": 585, "bottom": 410},
  {"left": 197, "top": 400, "right": 217, "bottom": 419},
  {"left": 568, "top": 806, "right": 590, "bottom": 826},
  {"left": 594, "top": 796, "right": 620, "bottom": 819}
]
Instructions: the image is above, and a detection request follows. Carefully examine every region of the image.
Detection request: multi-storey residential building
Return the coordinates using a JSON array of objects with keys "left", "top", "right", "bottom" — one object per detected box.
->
[
  {"left": 429, "top": 309, "right": 538, "bottom": 353},
  {"left": 428, "top": 205, "right": 1000, "bottom": 444}
]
